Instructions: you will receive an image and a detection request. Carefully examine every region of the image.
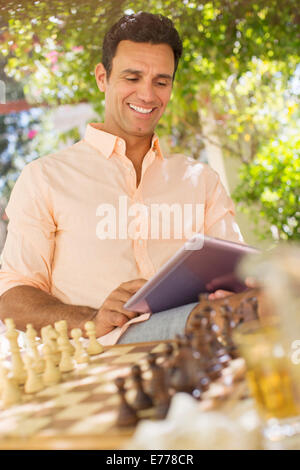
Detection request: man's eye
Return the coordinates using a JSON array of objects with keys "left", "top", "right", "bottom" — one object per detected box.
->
[
  {"left": 157, "top": 82, "right": 167, "bottom": 87},
  {"left": 126, "top": 78, "right": 138, "bottom": 81}
]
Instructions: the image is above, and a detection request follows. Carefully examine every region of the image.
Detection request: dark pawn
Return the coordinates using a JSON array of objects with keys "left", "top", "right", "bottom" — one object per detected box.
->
[
  {"left": 168, "top": 335, "right": 196, "bottom": 393},
  {"left": 131, "top": 364, "right": 153, "bottom": 411},
  {"left": 240, "top": 296, "right": 259, "bottom": 323},
  {"left": 115, "top": 376, "right": 138, "bottom": 427},
  {"left": 220, "top": 302, "right": 239, "bottom": 358},
  {"left": 147, "top": 353, "right": 171, "bottom": 419}
]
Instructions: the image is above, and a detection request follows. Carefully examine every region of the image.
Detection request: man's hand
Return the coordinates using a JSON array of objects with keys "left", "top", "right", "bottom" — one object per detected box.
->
[
  {"left": 94, "top": 278, "right": 147, "bottom": 337},
  {"left": 208, "top": 289, "right": 233, "bottom": 300},
  {"left": 208, "top": 278, "right": 259, "bottom": 300}
]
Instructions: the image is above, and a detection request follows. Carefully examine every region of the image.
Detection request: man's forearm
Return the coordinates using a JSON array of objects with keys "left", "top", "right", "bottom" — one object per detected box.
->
[{"left": 0, "top": 285, "right": 98, "bottom": 335}]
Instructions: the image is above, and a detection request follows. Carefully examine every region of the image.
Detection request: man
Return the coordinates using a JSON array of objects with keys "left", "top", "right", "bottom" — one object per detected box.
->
[{"left": 0, "top": 12, "right": 243, "bottom": 344}]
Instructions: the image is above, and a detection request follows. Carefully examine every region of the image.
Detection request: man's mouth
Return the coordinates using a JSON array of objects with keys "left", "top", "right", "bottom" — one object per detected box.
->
[{"left": 128, "top": 104, "right": 155, "bottom": 114}]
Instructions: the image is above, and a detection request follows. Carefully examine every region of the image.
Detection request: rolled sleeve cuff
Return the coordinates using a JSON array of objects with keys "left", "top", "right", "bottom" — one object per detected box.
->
[{"left": 0, "top": 272, "right": 51, "bottom": 297}]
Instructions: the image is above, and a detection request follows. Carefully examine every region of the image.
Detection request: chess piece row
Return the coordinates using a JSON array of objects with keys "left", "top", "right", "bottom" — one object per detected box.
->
[{"left": 0, "top": 318, "right": 104, "bottom": 408}]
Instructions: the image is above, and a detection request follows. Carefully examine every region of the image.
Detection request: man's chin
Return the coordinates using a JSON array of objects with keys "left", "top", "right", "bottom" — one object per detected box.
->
[{"left": 126, "top": 125, "right": 156, "bottom": 138}]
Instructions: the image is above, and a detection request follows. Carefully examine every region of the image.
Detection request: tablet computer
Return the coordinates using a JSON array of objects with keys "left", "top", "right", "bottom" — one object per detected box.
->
[{"left": 124, "top": 234, "right": 259, "bottom": 314}]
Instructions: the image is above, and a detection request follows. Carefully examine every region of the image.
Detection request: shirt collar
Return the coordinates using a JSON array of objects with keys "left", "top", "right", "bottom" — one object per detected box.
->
[{"left": 84, "top": 123, "right": 164, "bottom": 160}]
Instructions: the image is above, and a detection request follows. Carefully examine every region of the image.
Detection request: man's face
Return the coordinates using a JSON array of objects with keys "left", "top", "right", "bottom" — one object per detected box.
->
[{"left": 95, "top": 40, "right": 175, "bottom": 140}]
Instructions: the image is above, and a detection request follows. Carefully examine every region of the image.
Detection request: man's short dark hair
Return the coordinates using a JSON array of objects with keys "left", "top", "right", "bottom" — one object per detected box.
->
[{"left": 102, "top": 11, "right": 183, "bottom": 80}]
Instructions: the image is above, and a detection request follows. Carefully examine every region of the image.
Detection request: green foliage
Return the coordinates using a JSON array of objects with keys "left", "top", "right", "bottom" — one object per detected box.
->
[
  {"left": 0, "top": 0, "right": 299, "bottom": 239},
  {"left": 1, "top": 1, "right": 299, "bottom": 117},
  {"left": 233, "top": 135, "right": 300, "bottom": 241},
  {"left": 209, "top": 58, "right": 300, "bottom": 162}
]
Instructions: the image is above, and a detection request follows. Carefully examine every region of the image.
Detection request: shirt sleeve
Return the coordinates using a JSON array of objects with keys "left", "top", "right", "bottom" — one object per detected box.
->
[
  {"left": 0, "top": 159, "right": 56, "bottom": 296},
  {"left": 204, "top": 165, "right": 244, "bottom": 243}
]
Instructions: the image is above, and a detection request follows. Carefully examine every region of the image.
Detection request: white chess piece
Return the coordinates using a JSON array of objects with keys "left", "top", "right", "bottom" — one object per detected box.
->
[
  {"left": 1, "top": 365, "right": 22, "bottom": 408},
  {"left": 71, "top": 328, "right": 89, "bottom": 364},
  {"left": 5, "top": 318, "right": 27, "bottom": 385},
  {"left": 41, "top": 325, "right": 60, "bottom": 366},
  {"left": 42, "top": 343, "right": 61, "bottom": 386},
  {"left": 84, "top": 321, "right": 103, "bottom": 355},
  {"left": 54, "top": 320, "right": 75, "bottom": 354},
  {"left": 23, "top": 354, "right": 44, "bottom": 394},
  {"left": 58, "top": 338, "right": 75, "bottom": 372},
  {"left": 26, "top": 324, "right": 44, "bottom": 374}
]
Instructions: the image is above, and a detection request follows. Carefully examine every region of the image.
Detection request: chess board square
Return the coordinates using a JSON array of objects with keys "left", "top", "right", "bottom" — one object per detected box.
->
[
  {"left": 80, "top": 392, "right": 113, "bottom": 404},
  {"left": 54, "top": 402, "right": 104, "bottom": 420},
  {"left": 38, "top": 384, "right": 67, "bottom": 397},
  {"left": 10, "top": 416, "right": 52, "bottom": 437},
  {"left": 112, "top": 352, "right": 148, "bottom": 364},
  {"left": 70, "top": 384, "right": 99, "bottom": 393},
  {"left": 90, "top": 355, "right": 118, "bottom": 366},
  {"left": 95, "top": 366, "right": 131, "bottom": 382},
  {"left": 50, "top": 391, "right": 89, "bottom": 407},
  {"left": 40, "top": 418, "right": 79, "bottom": 436},
  {"left": 67, "top": 410, "right": 117, "bottom": 435},
  {"left": 34, "top": 406, "right": 65, "bottom": 418},
  {"left": 92, "top": 381, "right": 117, "bottom": 394},
  {"left": 62, "top": 374, "right": 99, "bottom": 389},
  {"left": 0, "top": 416, "right": 19, "bottom": 435}
]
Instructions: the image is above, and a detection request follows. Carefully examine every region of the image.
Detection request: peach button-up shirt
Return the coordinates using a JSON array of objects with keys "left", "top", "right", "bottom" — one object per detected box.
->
[{"left": 0, "top": 123, "right": 243, "bottom": 344}]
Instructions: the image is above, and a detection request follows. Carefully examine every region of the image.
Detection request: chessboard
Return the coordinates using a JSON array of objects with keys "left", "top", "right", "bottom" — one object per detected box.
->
[
  {"left": 0, "top": 291, "right": 260, "bottom": 450},
  {"left": 0, "top": 341, "right": 249, "bottom": 450}
]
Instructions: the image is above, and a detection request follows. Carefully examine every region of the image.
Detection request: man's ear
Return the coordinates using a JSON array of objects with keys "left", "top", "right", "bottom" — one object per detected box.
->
[{"left": 95, "top": 63, "right": 107, "bottom": 92}]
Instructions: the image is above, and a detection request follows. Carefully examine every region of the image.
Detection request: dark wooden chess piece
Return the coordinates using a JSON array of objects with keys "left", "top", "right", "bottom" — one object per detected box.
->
[
  {"left": 163, "top": 342, "right": 175, "bottom": 367},
  {"left": 168, "top": 331, "right": 210, "bottom": 398},
  {"left": 242, "top": 296, "right": 259, "bottom": 322},
  {"left": 131, "top": 364, "right": 153, "bottom": 411},
  {"left": 189, "top": 313, "right": 223, "bottom": 380},
  {"left": 198, "top": 306, "right": 230, "bottom": 367},
  {"left": 220, "top": 302, "right": 239, "bottom": 359},
  {"left": 147, "top": 353, "right": 171, "bottom": 419},
  {"left": 115, "top": 376, "right": 138, "bottom": 427},
  {"left": 168, "top": 335, "right": 197, "bottom": 393}
]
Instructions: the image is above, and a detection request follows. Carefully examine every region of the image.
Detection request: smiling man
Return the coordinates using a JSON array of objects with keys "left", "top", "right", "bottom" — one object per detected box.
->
[{"left": 0, "top": 12, "right": 243, "bottom": 343}]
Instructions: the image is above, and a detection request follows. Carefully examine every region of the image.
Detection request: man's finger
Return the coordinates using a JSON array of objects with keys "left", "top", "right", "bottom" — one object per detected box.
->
[
  {"left": 208, "top": 290, "right": 233, "bottom": 300},
  {"left": 100, "top": 310, "right": 129, "bottom": 328},
  {"left": 119, "top": 278, "right": 147, "bottom": 292},
  {"left": 112, "top": 300, "right": 140, "bottom": 319},
  {"left": 245, "top": 277, "right": 258, "bottom": 288},
  {"left": 111, "top": 288, "right": 134, "bottom": 303}
]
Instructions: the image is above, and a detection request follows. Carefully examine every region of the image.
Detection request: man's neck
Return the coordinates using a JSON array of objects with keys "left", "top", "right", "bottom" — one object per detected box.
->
[
  {"left": 100, "top": 122, "right": 154, "bottom": 180},
  {"left": 125, "top": 134, "right": 152, "bottom": 168}
]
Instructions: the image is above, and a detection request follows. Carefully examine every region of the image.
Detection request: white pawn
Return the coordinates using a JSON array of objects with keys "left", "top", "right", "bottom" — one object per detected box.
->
[
  {"left": 84, "top": 321, "right": 103, "bottom": 355},
  {"left": 58, "top": 339, "right": 74, "bottom": 372},
  {"left": 55, "top": 320, "right": 75, "bottom": 354},
  {"left": 23, "top": 354, "right": 44, "bottom": 394},
  {"left": 26, "top": 324, "right": 44, "bottom": 374},
  {"left": 41, "top": 325, "right": 60, "bottom": 366},
  {"left": 1, "top": 365, "right": 22, "bottom": 408},
  {"left": 5, "top": 318, "right": 27, "bottom": 385},
  {"left": 42, "top": 343, "right": 61, "bottom": 386},
  {"left": 71, "top": 328, "right": 89, "bottom": 364}
]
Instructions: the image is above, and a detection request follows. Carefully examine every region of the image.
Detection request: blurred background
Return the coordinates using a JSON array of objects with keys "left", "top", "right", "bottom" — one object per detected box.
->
[{"left": 0, "top": 0, "right": 299, "bottom": 253}]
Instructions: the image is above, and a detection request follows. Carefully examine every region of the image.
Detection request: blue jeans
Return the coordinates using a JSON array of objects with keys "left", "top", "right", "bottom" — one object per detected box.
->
[{"left": 117, "top": 302, "right": 198, "bottom": 344}]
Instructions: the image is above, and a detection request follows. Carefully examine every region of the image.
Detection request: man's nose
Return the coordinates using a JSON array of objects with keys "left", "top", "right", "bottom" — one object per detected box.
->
[{"left": 136, "top": 80, "right": 156, "bottom": 103}]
